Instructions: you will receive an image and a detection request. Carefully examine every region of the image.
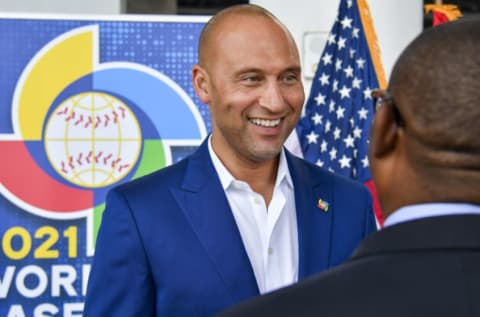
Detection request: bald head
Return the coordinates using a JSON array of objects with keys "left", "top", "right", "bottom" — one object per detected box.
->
[
  {"left": 370, "top": 18, "right": 480, "bottom": 215},
  {"left": 198, "top": 4, "right": 296, "bottom": 68},
  {"left": 191, "top": 4, "right": 304, "bottom": 174},
  {"left": 389, "top": 18, "right": 480, "bottom": 167}
]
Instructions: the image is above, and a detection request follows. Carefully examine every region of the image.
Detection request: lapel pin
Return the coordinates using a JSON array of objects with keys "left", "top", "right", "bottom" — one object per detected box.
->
[{"left": 317, "top": 199, "right": 329, "bottom": 212}]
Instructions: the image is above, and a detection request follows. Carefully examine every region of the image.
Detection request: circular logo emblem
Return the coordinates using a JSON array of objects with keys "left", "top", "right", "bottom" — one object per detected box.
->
[
  {"left": 1, "top": 26, "right": 207, "bottom": 218},
  {"left": 44, "top": 92, "right": 142, "bottom": 188}
]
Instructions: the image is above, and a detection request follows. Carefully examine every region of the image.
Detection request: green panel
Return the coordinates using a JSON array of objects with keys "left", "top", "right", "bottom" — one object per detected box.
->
[
  {"left": 133, "top": 139, "right": 166, "bottom": 179},
  {"left": 93, "top": 203, "right": 105, "bottom": 245}
]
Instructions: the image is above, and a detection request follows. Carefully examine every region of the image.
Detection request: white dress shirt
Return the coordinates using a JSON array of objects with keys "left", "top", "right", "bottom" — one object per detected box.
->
[
  {"left": 384, "top": 203, "right": 480, "bottom": 228},
  {"left": 208, "top": 138, "right": 298, "bottom": 294}
]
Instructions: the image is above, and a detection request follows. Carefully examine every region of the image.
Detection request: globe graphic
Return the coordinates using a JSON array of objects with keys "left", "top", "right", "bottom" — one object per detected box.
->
[{"left": 44, "top": 92, "right": 142, "bottom": 188}]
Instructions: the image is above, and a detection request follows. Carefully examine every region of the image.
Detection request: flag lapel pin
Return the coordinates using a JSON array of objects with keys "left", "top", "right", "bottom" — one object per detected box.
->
[{"left": 317, "top": 199, "right": 329, "bottom": 212}]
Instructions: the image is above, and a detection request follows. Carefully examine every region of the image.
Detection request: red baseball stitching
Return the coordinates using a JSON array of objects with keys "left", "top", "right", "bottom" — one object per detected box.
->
[
  {"left": 65, "top": 111, "right": 76, "bottom": 122},
  {"left": 57, "top": 107, "right": 69, "bottom": 115},
  {"left": 74, "top": 114, "right": 84, "bottom": 126},
  {"left": 84, "top": 116, "right": 93, "bottom": 128},
  {"left": 118, "top": 164, "right": 130, "bottom": 173},
  {"left": 61, "top": 161, "right": 68, "bottom": 174},
  {"left": 86, "top": 151, "right": 92, "bottom": 164},
  {"left": 103, "top": 153, "right": 113, "bottom": 165},
  {"left": 104, "top": 114, "right": 110, "bottom": 127},
  {"left": 55, "top": 106, "right": 128, "bottom": 129},
  {"left": 111, "top": 158, "right": 121, "bottom": 168},
  {"left": 112, "top": 110, "right": 119, "bottom": 124},
  {"left": 59, "top": 151, "right": 130, "bottom": 175},
  {"left": 94, "top": 116, "right": 100, "bottom": 128},
  {"left": 119, "top": 107, "right": 126, "bottom": 118},
  {"left": 68, "top": 156, "right": 74, "bottom": 169},
  {"left": 76, "top": 153, "right": 83, "bottom": 166},
  {"left": 94, "top": 151, "right": 103, "bottom": 163}
]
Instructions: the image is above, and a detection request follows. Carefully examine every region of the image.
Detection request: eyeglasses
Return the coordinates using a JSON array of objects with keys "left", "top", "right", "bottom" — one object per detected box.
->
[{"left": 371, "top": 89, "right": 405, "bottom": 127}]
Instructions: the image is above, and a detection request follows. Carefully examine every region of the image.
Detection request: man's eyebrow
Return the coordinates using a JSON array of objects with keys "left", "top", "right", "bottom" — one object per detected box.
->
[
  {"left": 233, "top": 66, "right": 302, "bottom": 77},
  {"left": 284, "top": 66, "right": 302, "bottom": 73},
  {"left": 233, "top": 68, "right": 263, "bottom": 76}
]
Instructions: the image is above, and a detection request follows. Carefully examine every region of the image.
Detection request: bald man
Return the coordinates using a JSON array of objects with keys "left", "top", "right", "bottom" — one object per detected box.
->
[
  {"left": 219, "top": 18, "right": 480, "bottom": 317},
  {"left": 84, "top": 5, "right": 375, "bottom": 316}
]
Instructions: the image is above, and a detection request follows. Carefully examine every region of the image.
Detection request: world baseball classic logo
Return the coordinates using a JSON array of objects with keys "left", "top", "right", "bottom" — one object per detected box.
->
[{"left": 0, "top": 18, "right": 207, "bottom": 315}]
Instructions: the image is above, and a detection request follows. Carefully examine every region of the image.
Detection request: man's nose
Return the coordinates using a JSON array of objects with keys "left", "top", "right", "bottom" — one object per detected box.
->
[{"left": 259, "top": 82, "right": 286, "bottom": 112}]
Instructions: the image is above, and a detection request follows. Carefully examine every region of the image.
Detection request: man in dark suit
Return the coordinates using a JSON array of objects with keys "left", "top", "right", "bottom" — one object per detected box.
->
[
  {"left": 219, "top": 17, "right": 480, "bottom": 317},
  {"left": 84, "top": 4, "right": 375, "bottom": 317}
]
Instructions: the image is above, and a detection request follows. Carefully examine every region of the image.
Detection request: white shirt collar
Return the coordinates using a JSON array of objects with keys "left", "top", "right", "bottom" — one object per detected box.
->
[
  {"left": 384, "top": 202, "right": 480, "bottom": 228},
  {"left": 207, "top": 135, "right": 293, "bottom": 191}
]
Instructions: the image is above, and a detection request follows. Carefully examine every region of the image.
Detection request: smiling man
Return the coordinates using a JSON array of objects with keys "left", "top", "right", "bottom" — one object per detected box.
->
[{"left": 84, "top": 4, "right": 375, "bottom": 317}]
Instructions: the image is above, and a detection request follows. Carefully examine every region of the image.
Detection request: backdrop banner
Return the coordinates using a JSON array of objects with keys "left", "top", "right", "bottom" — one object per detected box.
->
[{"left": 0, "top": 14, "right": 209, "bottom": 316}]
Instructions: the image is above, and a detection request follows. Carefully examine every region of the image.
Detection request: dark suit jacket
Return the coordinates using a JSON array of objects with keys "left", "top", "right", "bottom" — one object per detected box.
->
[
  {"left": 84, "top": 139, "right": 375, "bottom": 317},
  {"left": 219, "top": 214, "right": 480, "bottom": 317}
]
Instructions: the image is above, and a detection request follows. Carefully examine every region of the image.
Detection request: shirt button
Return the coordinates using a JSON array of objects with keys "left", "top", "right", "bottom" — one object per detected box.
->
[
  {"left": 253, "top": 197, "right": 262, "bottom": 204},
  {"left": 268, "top": 247, "right": 273, "bottom": 255}
]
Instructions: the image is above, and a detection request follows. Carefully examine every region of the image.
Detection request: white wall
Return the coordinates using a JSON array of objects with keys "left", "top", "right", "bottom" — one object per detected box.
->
[
  {"left": 0, "top": 0, "right": 124, "bottom": 14},
  {"left": 251, "top": 0, "right": 423, "bottom": 88}
]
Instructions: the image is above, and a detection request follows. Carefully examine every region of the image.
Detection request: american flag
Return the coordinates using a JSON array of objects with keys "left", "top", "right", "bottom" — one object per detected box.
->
[{"left": 296, "top": 0, "right": 386, "bottom": 224}]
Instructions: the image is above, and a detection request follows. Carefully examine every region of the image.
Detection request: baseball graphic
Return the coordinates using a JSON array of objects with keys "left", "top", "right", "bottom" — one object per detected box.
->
[{"left": 44, "top": 92, "right": 142, "bottom": 188}]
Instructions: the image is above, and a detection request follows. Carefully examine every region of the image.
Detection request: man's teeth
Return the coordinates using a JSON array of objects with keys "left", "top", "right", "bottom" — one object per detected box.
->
[{"left": 250, "top": 118, "right": 281, "bottom": 127}]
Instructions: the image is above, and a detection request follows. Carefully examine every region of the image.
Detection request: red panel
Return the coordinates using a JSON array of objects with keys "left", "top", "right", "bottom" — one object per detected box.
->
[{"left": 0, "top": 141, "right": 92, "bottom": 212}]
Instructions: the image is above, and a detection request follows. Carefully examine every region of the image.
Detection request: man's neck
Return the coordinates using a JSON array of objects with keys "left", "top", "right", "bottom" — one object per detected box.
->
[
  {"left": 223, "top": 154, "right": 279, "bottom": 206},
  {"left": 209, "top": 135, "right": 281, "bottom": 205}
]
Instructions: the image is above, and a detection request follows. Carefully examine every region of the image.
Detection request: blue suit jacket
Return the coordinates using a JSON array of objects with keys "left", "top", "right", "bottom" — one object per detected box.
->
[{"left": 84, "top": 139, "right": 376, "bottom": 317}]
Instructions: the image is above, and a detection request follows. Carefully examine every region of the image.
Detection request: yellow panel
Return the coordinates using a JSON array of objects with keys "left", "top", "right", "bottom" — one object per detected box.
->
[{"left": 18, "top": 31, "right": 94, "bottom": 140}]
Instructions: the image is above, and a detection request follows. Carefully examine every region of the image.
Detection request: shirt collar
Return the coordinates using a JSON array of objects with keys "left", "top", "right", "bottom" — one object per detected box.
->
[
  {"left": 384, "top": 202, "right": 480, "bottom": 228},
  {"left": 208, "top": 135, "right": 293, "bottom": 191}
]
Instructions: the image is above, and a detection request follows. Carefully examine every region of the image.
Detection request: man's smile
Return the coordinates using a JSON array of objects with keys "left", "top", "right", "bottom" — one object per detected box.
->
[{"left": 248, "top": 117, "right": 282, "bottom": 128}]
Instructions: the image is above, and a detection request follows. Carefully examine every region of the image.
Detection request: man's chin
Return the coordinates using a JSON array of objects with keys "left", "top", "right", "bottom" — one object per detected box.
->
[{"left": 249, "top": 146, "right": 283, "bottom": 163}]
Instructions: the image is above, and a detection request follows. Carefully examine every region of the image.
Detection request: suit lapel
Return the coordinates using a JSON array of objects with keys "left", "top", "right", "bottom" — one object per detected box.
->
[
  {"left": 171, "top": 140, "right": 259, "bottom": 302},
  {"left": 287, "top": 152, "right": 334, "bottom": 279}
]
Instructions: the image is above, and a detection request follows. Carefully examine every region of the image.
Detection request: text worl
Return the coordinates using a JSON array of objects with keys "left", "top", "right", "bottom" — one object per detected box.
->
[{"left": 0, "top": 264, "right": 90, "bottom": 299}]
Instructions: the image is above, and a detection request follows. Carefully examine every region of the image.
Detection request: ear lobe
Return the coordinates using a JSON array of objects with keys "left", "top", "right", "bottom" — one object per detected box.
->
[
  {"left": 192, "top": 65, "right": 210, "bottom": 104},
  {"left": 370, "top": 104, "right": 400, "bottom": 158}
]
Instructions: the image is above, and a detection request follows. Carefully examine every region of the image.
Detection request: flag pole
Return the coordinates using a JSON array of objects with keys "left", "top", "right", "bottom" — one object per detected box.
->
[{"left": 357, "top": 0, "right": 387, "bottom": 89}]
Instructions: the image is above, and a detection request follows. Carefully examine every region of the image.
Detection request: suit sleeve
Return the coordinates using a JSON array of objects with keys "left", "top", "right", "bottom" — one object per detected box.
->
[{"left": 84, "top": 189, "right": 155, "bottom": 317}]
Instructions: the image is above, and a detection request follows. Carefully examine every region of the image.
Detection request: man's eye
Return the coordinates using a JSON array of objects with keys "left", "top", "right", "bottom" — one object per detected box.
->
[
  {"left": 283, "top": 74, "right": 299, "bottom": 83},
  {"left": 243, "top": 76, "right": 259, "bottom": 82}
]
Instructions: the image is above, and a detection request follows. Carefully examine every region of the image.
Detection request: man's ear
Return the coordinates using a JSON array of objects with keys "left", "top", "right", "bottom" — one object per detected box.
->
[
  {"left": 192, "top": 65, "right": 210, "bottom": 104},
  {"left": 370, "top": 104, "right": 400, "bottom": 158}
]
